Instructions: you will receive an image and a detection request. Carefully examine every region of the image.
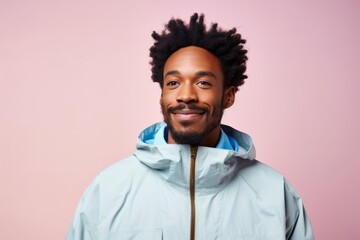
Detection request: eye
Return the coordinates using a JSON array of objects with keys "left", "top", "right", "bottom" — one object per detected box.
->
[
  {"left": 168, "top": 81, "right": 178, "bottom": 85},
  {"left": 166, "top": 80, "right": 179, "bottom": 88},
  {"left": 198, "top": 81, "right": 209, "bottom": 85},
  {"left": 197, "top": 80, "right": 212, "bottom": 88}
]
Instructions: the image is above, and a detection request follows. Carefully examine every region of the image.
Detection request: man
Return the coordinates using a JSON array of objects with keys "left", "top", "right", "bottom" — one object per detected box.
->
[{"left": 67, "top": 13, "right": 314, "bottom": 240}]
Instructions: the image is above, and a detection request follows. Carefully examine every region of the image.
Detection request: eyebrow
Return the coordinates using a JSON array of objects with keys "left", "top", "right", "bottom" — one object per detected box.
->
[
  {"left": 164, "top": 70, "right": 180, "bottom": 78},
  {"left": 164, "top": 70, "right": 218, "bottom": 79},
  {"left": 195, "top": 71, "right": 217, "bottom": 79}
]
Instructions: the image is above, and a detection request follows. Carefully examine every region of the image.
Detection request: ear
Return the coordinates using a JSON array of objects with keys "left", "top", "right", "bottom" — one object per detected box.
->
[{"left": 223, "top": 86, "right": 236, "bottom": 109}]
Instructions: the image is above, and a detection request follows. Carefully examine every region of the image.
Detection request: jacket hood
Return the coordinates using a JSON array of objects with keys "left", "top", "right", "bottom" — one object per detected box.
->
[{"left": 133, "top": 122, "right": 256, "bottom": 189}]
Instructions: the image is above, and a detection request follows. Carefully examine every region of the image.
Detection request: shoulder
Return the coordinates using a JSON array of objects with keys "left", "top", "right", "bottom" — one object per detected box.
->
[
  {"left": 73, "top": 155, "right": 150, "bottom": 218},
  {"left": 96, "top": 155, "right": 152, "bottom": 196},
  {"left": 239, "top": 160, "right": 285, "bottom": 185},
  {"left": 77, "top": 156, "right": 143, "bottom": 200},
  {"left": 99, "top": 155, "right": 145, "bottom": 179},
  {"left": 235, "top": 160, "right": 300, "bottom": 200},
  {"left": 78, "top": 155, "right": 149, "bottom": 204}
]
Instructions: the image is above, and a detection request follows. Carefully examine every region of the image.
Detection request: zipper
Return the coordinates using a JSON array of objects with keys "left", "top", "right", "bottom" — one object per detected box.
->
[{"left": 190, "top": 145, "right": 198, "bottom": 240}]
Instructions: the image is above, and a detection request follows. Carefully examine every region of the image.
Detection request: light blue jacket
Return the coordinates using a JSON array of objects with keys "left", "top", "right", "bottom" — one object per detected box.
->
[{"left": 67, "top": 123, "right": 314, "bottom": 240}]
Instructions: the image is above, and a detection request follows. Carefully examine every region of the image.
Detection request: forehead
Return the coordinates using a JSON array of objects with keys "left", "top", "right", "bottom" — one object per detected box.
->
[{"left": 163, "top": 46, "right": 223, "bottom": 79}]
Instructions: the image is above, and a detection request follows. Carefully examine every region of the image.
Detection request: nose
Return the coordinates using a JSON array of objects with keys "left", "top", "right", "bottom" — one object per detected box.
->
[{"left": 176, "top": 82, "right": 198, "bottom": 103}]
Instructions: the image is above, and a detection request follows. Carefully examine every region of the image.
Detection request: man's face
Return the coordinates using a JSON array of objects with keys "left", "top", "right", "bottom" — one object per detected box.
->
[{"left": 160, "top": 46, "right": 234, "bottom": 146}]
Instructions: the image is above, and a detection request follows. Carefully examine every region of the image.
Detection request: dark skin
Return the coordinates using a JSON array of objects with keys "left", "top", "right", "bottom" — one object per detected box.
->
[{"left": 160, "top": 46, "right": 235, "bottom": 147}]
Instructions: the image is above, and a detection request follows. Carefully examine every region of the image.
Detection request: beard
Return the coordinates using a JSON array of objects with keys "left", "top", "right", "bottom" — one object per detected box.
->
[{"left": 161, "top": 101, "right": 224, "bottom": 145}]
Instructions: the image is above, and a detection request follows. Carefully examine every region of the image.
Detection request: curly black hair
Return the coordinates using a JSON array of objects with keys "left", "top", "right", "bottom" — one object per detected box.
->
[{"left": 149, "top": 13, "right": 248, "bottom": 91}]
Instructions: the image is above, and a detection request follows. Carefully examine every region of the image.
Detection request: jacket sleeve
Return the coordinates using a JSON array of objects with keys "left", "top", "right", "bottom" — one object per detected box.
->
[
  {"left": 66, "top": 175, "right": 100, "bottom": 240},
  {"left": 284, "top": 179, "right": 314, "bottom": 240}
]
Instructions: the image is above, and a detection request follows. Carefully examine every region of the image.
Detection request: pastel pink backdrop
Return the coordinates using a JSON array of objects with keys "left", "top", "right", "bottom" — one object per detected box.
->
[{"left": 1, "top": 0, "right": 359, "bottom": 239}]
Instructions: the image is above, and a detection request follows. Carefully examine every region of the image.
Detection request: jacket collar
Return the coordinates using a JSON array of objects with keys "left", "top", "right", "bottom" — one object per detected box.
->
[{"left": 133, "top": 123, "right": 256, "bottom": 189}]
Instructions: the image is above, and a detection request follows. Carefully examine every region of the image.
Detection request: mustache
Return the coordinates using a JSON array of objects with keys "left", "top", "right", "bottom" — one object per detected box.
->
[{"left": 168, "top": 104, "right": 208, "bottom": 113}]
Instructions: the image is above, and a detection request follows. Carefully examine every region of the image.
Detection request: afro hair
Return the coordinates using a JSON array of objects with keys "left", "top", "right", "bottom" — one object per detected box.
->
[{"left": 149, "top": 13, "right": 248, "bottom": 91}]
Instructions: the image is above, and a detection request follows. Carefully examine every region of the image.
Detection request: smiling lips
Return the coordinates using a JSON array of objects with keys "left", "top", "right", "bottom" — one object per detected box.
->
[{"left": 171, "top": 108, "right": 206, "bottom": 122}]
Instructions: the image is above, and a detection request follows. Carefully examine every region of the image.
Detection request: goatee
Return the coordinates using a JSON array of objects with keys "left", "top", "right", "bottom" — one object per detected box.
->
[{"left": 161, "top": 103, "right": 224, "bottom": 145}]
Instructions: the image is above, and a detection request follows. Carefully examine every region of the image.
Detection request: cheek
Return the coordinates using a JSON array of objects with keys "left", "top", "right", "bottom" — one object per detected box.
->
[
  {"left": 200, "top": 93, "right": 223, "bottom": 107},
  {"left": 161, "top": 92, "right": 177, "bottom": 105}
]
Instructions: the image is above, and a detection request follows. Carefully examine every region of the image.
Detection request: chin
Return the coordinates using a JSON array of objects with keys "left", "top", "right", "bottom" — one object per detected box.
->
[{"left": 173, "top": 121, "right": 203, "bottom": 132}]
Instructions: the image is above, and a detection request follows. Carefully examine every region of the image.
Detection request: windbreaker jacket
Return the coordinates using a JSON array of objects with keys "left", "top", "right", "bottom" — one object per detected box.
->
[{"left": 67, "top": 123, "right": 314, "bottom": 240}]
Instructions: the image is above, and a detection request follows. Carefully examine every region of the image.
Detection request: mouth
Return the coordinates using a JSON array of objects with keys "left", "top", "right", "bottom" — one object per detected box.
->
[{"left": 171, "top": 108, "right": 206, "bottom": 122}]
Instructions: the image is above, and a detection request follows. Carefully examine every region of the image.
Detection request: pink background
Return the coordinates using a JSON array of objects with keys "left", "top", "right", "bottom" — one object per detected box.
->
[{"left": 1, "top": 0, "right": 359, "bottom": 239}]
